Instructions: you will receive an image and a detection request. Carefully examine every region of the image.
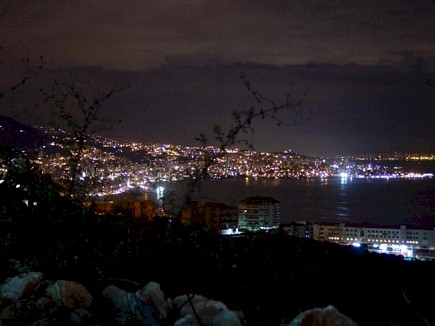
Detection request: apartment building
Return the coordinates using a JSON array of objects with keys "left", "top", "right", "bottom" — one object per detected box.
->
[{"left": 238, "top": 196, "right": 280, "bottom": 232}]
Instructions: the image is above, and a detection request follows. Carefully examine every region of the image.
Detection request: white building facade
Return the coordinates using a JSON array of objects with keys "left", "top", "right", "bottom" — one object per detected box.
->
[{"left": 312, "top": 222, "right": 435, "bottom": 257}]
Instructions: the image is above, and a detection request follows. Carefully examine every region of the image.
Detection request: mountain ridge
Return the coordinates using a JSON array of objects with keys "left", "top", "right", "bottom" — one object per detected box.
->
[{"left": 0, "top": 115, "right": 48, "bottom": 157}]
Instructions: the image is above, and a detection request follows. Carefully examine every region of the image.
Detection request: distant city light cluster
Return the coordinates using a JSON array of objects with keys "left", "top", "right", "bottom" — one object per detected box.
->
[{"left": 30, "top": 127, "right": 434, "bottom": 197}]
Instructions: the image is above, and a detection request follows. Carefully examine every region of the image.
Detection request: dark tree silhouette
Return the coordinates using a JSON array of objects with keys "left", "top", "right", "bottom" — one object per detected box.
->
[
  {"left": 40, "top": 79, "right": 129, "bottom": 199},
  {"left": 160, "top": 72, "right": 309, "bottom": 224}
]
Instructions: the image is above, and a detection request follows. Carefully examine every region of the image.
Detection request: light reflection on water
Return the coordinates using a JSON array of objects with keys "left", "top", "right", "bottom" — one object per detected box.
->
[{"left": 156, "top": 176, "right": 434, "bottom": 226}]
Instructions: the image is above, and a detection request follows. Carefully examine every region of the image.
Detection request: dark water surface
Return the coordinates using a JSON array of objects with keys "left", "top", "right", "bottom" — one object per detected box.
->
[
  {"left": 136, "top": 161, "right": 435, "bottom": 226},
  {"left": 156, "top": 176, "right": 435, "bottom": 226}
]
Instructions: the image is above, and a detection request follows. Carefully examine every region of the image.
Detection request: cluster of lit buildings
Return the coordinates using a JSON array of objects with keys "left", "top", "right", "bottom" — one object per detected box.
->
[
  {"left": 282, "top": 221, "right": 435, "bottom": 259},
  {"left": 93, "top": 194, "right": 281, "bottom": 235},
  {"left": 347, "top": 153, "right": 435, "bottom": 161},
  {"left": 94, "top": 190, "right": 435, "bottom": 260},
  {"left": 32, "top": 128, "right": 433, "bottom": 198},
  {"left": 33, "top": 128, "right": 334, "bottom": 196},
  {"left": 332, "top": 161, "right": 433, "bottom": 180}
]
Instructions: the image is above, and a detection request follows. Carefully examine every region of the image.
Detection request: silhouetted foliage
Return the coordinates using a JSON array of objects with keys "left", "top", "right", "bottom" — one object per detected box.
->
[
  {"left": 165, "top": 72, "right": 308, "bottom": 225},
  {"left": 40, "top": 79, "right": 129, "bottom": 199},
  {"left": 0, "top": 145, "right": 91, "bottom": 224}
]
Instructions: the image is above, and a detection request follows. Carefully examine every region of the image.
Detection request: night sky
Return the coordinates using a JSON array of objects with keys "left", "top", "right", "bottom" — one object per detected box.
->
[{"left": 1, "top": 1, "right": 435, "bottom": 156}]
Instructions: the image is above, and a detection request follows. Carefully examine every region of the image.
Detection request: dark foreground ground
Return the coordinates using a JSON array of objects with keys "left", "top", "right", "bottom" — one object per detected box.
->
[{"left": 1, "top": 220, "right": 435, "bottom": 326}]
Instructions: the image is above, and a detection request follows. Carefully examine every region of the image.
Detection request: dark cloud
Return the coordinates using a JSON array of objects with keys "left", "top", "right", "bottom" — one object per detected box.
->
[
  {"left": 1, "top": 0, "right": 435, "bottom": 155},
  {"left": 2, "top": 0, "right": 435, "bottom": 70}
]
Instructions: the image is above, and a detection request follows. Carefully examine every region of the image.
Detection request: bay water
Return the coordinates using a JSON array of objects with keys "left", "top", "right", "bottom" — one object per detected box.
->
[
  {"left": 138, "top": 160, "right": 435, "bottom": 226},
  {"left": 158, "top": 177, "right": 433, "bottom": 226}
]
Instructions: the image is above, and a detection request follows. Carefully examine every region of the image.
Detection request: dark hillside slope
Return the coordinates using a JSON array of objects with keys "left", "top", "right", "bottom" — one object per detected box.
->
[
  {"left": 0, "top": 115, "right": 48, "bottom": 156},
  {"left": 1, "top": 223, "right": 434, "bottom": 326}
]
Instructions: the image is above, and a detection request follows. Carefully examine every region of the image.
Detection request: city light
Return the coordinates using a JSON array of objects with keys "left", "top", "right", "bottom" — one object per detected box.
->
[
  {"left": 156, "top": 186, "right": 165, "bottom": 200},
  {"left": 14, "top": 126, "right": 433, "bottom": 199}
]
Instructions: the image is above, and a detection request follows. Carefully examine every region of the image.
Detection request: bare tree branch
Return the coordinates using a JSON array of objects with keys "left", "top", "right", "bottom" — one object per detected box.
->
[
  {"left": 40, "top": 79, "right": 129, "bottom": 199},
  {"left": 170, "top": 73, "right": 308, "bottom": 223}
]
